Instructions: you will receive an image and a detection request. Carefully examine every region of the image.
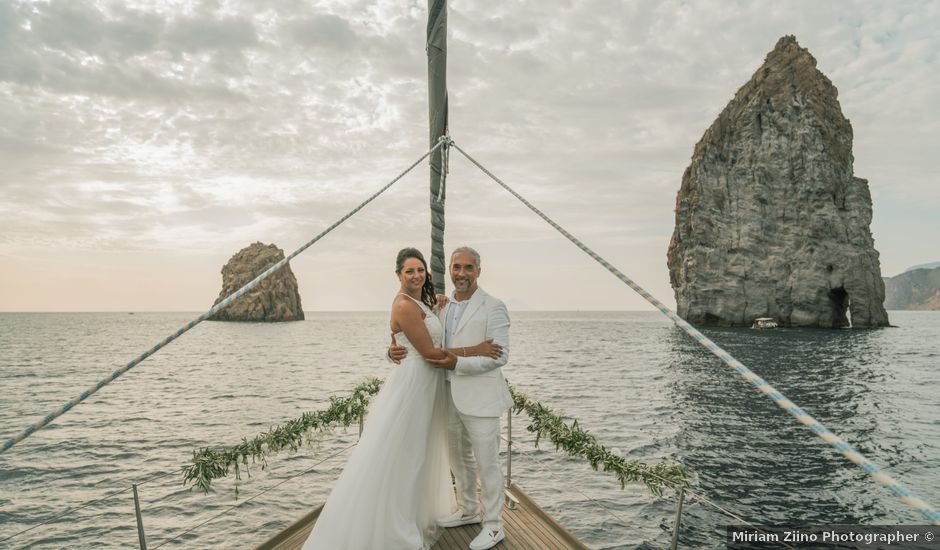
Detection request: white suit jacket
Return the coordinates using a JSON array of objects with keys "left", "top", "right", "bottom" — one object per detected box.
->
[{"left": 439, "top": 287, "right": 513, "bottom": 418}]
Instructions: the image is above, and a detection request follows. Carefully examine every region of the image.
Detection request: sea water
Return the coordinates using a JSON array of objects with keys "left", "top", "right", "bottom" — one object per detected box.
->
[{"left": 0, "top": 311, "right": 937, "bottom": 549}]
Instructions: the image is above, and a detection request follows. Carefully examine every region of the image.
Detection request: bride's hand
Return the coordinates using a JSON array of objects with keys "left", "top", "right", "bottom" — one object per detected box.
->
[
  {"left": 427, "top": 349, "right": 458, "bottom": 370},
  {"left": 476, "top": 339, "right": 502, "bottom": 359},
  {"left": 434, "top": 293, "right": 449, "bottom": 311}
]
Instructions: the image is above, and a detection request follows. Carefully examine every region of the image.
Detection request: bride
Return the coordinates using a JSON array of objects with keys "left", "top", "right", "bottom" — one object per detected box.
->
[{"left": 303, "top": 247, "right": 502, "bottom": 549}]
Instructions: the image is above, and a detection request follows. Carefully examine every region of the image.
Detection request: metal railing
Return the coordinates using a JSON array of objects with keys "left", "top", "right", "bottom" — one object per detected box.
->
[
  {"left": 2, "top": 415, "right": 366, "bottom": 549},
  {"left": 504, "top": 408, "right": 801, "bottom": 550},
  {"left": 132, "top": 483, "right": 147, "bottom": 550},
  {"left": 7, "top": 406, "right": 797, "bottom": 549},
  {"left": 502, "top": 408, "right": 687, "bottom": 545}
]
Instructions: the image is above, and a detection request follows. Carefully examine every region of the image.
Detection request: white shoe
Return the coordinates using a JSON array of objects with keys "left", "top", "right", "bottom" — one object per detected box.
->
[
  {"left": 437, "top": 508, "right": 482, "bottom": 528},
  {"left": 469, "top": 526, "right": 505, "bottom": 550}
]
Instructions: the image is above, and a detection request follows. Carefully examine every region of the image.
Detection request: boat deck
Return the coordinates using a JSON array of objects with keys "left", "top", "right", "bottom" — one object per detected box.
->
[{"left": 256, "top": 482, "right": 588, "bottom": 549}]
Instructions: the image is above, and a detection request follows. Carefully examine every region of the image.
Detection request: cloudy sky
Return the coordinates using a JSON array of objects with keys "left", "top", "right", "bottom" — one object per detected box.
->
[{"left": 1, "top": 0, "right": 937, "bottom": 312}]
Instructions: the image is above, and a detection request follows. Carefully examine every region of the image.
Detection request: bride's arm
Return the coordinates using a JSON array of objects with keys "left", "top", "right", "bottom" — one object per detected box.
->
[
  {"left": 445, "top": 340, "right": 502, "bottom": 359},
  {"left": 390, "top": 298, "right": 446, "bottom": 361},
  {"left": 449, "top": 300, "right": 510, "bottom": 376}
]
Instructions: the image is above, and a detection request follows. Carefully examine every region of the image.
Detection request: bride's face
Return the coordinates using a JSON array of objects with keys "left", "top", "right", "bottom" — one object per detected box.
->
[{"left": 398, "top": 257, "right": 426, "bottom": 292}]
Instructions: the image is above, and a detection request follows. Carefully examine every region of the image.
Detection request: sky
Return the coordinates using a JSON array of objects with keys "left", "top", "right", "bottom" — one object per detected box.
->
[{"left": 0, "top": 0, "right": 937, "bottom": 312}]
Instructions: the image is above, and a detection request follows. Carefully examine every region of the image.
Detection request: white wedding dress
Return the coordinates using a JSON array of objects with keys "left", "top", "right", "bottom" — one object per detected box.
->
[{"left": 303, "top": 295, "right": 455, "bottom": 549}]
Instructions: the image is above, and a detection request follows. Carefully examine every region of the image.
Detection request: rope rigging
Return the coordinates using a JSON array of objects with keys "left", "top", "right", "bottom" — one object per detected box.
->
[
  {"left": 6, "top": 0, "right": 928, "bottom": 541},
  {"left": 451, "top": 141, "right": 940, "bottom": 526},
  {"left": 3, "top": 137, "right": 936, "bottom": 538},
  {"left": 0, "top": 139, "right": 446, "bottom": 455}
]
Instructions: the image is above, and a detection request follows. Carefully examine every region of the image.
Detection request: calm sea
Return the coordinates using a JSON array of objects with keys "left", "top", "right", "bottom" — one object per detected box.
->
[{"left": 0, "top": 311, "right": 937, "bottom": 549}]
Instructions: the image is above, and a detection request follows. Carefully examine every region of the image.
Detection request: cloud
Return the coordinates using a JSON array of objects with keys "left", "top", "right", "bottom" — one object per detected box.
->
[
  {"left": 0, "top": 1, "right": 256, "bottom": 99},
  {"left": 163, "top": 17, "right": 257, "bottom": 61},
  {"left": 1, "top": 0, "right": 938, "bottom": 310},
  {"left": 27, "top": 2, "right": 164, "bottom": 60},
  {"left": 286, "top": 13, "right": 359, "bottom": 50}
]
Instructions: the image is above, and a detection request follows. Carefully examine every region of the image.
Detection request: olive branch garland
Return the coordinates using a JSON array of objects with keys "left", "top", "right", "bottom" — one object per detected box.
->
[
  {"left": 509, "top": 386, "right": 693, "bottom": 496},
  {"left": 182, "top": 377, "right": 383, "bottom": 496},
  {"left": 181, "top": 378, "right": 692, "bottom": 499}
]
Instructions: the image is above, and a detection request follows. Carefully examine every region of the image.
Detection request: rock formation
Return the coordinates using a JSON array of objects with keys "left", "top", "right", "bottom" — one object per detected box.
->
[
  {"left": 667, "top": 35, "right": 889, "bottom": 328},
  {"left": 883, "top": 266, "right": 940, "bottom": 310},
  {"left": 904, "top": 261, "right": 940, "bottom": 272},
  {"left": 210, "top": 242, "right": 304, "bottom": 322}
]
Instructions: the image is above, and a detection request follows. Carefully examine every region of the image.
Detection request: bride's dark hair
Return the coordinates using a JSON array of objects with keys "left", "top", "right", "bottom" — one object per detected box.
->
[{"left": 395, "top": 248, "right": 436, "bottom": 309}]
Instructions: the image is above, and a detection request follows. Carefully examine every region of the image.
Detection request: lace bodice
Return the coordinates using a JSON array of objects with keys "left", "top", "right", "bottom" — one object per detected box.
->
[{"left": 394, "top": 294, "right": 443, "bottom": 352}]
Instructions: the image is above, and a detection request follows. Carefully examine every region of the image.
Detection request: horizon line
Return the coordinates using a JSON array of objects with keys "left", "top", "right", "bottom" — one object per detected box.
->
[{"left": 0, "top": 308, "right": 664, "bottom": 314}]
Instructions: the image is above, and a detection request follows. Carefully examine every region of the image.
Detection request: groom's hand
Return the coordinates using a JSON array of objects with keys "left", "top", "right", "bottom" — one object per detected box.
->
[
  {"left": 388, "top": 333, "right": 408, "bottom": 364},
  {"left": 427, "top": 350, "right": 458, "bottom": 370}
]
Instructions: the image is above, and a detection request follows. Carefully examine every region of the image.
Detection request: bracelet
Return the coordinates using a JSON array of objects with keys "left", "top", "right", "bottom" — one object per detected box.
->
[{"left": 462, "top": 347, "right": 466, "bottom": 357}]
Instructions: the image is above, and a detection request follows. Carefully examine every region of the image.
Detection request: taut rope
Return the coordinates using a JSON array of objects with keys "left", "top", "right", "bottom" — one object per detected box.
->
[
  {"left": 452, "top": 142, "right": 940, "bottom": 525},
  {"left": 0, "top": 141, "right": 445, "bottom": 454}
]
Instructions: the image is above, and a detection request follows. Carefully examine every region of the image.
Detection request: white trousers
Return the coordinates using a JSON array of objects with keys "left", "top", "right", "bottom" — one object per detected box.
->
[{"left": 446, "top": 383, "right": 503, "bottom": 531}]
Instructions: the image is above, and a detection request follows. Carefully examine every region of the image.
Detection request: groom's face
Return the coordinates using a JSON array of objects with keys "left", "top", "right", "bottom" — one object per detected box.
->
[{"left": 449, "top": 251, "right": 480, "bottom": 294}]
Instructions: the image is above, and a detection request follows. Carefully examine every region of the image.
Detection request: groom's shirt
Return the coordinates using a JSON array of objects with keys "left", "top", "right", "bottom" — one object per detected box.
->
[{"left": 444, "top": 291, "right": 472, "bottom": 381}]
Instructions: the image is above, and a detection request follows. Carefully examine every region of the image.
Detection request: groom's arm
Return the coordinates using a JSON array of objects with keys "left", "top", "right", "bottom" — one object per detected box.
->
[
  {"left": 384, "top": 333, "right": 408, "bottom": 365},
  {"left": 454, "top": 299, "right": 510, "bottom": 376}
]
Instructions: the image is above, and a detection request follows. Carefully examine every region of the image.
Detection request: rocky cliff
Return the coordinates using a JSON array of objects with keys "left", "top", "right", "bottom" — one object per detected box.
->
[
  {"left": 667, "top": 35, "right": 889, "bottom": 328},
  {"left": 210, "top": 242, "right": 304, "bottom": 322},
  {"left": 904, "top": 261, "right": 940, "bottom": 272},
  {"left": 883, "top": 267, "right": 940, "bottom": 310}
]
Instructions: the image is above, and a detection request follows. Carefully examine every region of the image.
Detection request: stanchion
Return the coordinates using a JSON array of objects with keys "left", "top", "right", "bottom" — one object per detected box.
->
[
  {"left": 506, "top": 409, "right": 512, "bottom": 487},
  {"left": 132, "top": 484, "right": 148, "bottom": 550},
  {"left": 669, "top": 488, "right": 685, "bottom": 550}
]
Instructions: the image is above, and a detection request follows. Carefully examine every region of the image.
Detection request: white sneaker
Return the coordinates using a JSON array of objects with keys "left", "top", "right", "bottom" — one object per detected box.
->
[
  {"left": 436, "top": 508, "right": 482, "bottom": 528},
  {"left": 469, "top": 526, "right": 505, "bottom": 550}
]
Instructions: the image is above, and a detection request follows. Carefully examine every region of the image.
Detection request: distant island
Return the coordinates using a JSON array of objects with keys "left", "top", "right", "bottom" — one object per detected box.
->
[
  {"left": 904, "top": 261, "right": 940, "bottom": 272},
  {"left": 209, "top": 242, "right": 304, "bottom": 322},
  {"left": 883, "top": 264, "right": 940, "bottom": 310}
]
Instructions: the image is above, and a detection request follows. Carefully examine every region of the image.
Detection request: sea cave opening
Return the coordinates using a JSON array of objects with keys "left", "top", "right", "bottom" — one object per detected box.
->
[{"left": 828, "top": 287, "right": 851, "bottom": 328}]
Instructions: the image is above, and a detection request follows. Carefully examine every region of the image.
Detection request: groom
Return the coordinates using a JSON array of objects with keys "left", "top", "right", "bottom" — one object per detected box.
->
[{"left": 389, "top": 246, "right": 512, "bottom": 550}]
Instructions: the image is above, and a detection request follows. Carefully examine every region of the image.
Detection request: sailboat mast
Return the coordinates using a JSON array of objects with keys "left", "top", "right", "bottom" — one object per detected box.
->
[{"left": 427, "top": 0, "right": 448, "bottom": 295}]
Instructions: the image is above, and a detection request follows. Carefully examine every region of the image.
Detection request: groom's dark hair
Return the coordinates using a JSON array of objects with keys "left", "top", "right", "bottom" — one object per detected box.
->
[{"left": 395, "top": 247, "right": 436, "bottom": 309}]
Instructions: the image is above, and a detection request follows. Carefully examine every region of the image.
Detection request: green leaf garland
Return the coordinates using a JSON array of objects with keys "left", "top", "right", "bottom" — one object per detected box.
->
[
  {"left": 182, "top": 378, "right": 693, "bottom": 499},
  {"left": 509, "top": 385, "right": 693, "bottom": 496},
  {"left": 182, "top": 377, "right": 382, "bottom": 496}
]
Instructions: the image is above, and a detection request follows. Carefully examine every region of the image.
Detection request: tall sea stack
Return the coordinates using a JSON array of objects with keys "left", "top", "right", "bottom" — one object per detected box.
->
[
  {"left": 211, "top": 242, "right": 304, "bottom": 322},
  {"left": 667, "top": 36, "right": 889, "bottom": 328}
]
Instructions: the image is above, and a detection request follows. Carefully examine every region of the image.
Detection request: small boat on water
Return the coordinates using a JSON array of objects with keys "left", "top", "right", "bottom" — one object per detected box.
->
[
  {"left": 4, "top": 4, "right": 938, "bottom": 548},
  {"left": 751, "top": 317, "right": 778, "bottom": 329}
]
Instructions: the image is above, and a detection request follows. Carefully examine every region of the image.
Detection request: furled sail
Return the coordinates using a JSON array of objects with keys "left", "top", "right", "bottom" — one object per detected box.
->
[{"left": 427, "top": 0, "right": 448, "bottom": 293}]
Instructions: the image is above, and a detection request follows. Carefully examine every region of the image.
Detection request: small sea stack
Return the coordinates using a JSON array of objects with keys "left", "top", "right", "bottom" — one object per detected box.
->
[
  {"left": 210, "top": 242, "right": 304, "bottom": 322},
  {"left": 667, "top": 35, "right": 890, "bottom": 328}
]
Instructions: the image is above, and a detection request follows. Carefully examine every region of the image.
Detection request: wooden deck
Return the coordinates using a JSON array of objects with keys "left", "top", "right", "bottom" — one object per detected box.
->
[{"left": 256, "top": 482, "right": 588, "bottom": 549}]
